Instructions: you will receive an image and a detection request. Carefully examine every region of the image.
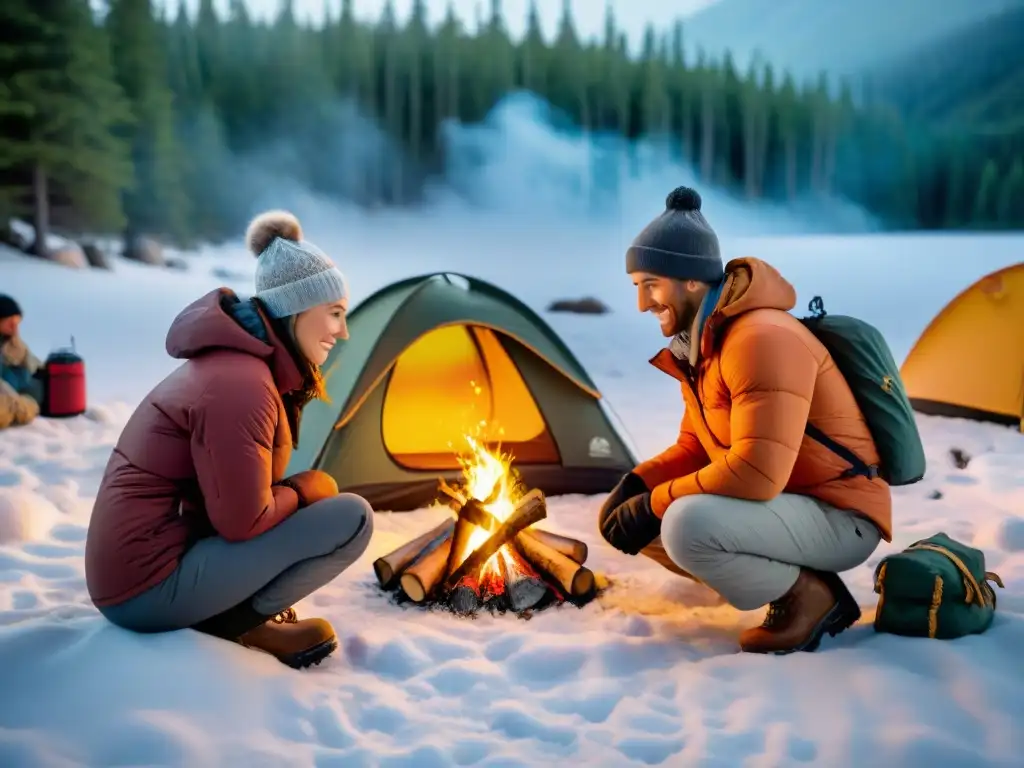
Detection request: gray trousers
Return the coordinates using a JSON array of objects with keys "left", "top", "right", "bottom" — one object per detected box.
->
[
  {"left": 642, "top": 493, "right": 881, "bottom": 611},
  {"left": 100, "top": 493, "right": 374, "bottom": 633}
]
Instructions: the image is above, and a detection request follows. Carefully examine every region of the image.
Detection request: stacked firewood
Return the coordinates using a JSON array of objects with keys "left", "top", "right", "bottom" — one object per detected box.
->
[{"left": 372, "top": 487, "right": 595, "bottom": 615}]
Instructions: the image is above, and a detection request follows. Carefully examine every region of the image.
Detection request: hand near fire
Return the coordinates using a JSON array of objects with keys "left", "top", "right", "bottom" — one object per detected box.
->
[
  {"left": 599, "top": 472, "right": 661, "bottom": 555},
  {"left": 276, "top": 470, "right": 338, "bottom": 508}
]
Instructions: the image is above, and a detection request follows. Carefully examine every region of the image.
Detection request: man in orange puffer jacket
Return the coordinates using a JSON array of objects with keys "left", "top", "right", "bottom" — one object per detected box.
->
[{"left": 599, "top": 186, "right": 892, "bottom": 655}]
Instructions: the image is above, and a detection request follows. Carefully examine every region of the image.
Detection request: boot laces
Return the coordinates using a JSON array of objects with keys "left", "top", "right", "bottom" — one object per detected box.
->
[
  {"left": 271, "top": 608, "right": 298, "bottom": 624},
  {"left": 761, "top": 599, "right": 789, "bottom": 629}
]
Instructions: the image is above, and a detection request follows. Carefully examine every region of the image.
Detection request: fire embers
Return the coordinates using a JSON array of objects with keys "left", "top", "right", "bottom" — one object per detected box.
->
[{"left": 372, "top": 440, "right": 597, "bottom": 617}]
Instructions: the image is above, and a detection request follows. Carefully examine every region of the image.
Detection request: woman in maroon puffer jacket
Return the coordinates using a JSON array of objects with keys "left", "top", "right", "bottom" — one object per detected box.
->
[{"left": 85, "top": 211, "right": 373, "bottom": 669}]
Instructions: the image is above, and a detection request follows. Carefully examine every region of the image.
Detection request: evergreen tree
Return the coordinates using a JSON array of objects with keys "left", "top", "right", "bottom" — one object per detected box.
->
[
  {"left": 638, "top": 25, "right": 670, "bottom": 140},
  {"left": 1, "top": 0, "right": 1019, "bottom": 243},
  {"left": 942, "top": 140, "right": 969, "bottom": 228},
  {"left": 973, "top": 159, "right": 1000, "bottom": 226},
  {"left": 0, "top": 0, "right": 132, "bottom": 255},
  {"left": 480, "top": 1, "right": 516, "bottom": 107},
  {"left": 740, "top": 57, "right": 767, "bottom": 198},
  {"left": 996, "top": 158, "right": 1024, "bottom": 227},
  {"left": 377, "top": 0, "right": 405, "bottom": 201},
  {"left": 519, "top": 1, "right": 547, "bottom": 96},
  {"left": 667, "top": 20, "right": 695, "bottom": 165},
  {"left": 547, "top": 0, "right": 587, "bottom": 128},
  {"left": 176, "top": 101, "right": 243, "bottom": 242},
  {"left": 203, "top": 2, "right": 251, "bottom": 145},
  {"left": 716, "top": 51, "right": 742, "bottom": 186},
  {"left": 164, "top": 0, "right": 202, "bottom": 117},
  {"left": 105, "top": 0, "right": 190, "bottom": 246},
  {"left": 695, "top": 51, "right": 721, "bottom": 183},
  {"left": 194, "top": 0, "right": 220, "bottom": 99},
  {"left": 599, "top": 6, "right": 629, "bottom": 135},
  {"left": 808, "top": 73, "right": 837, "bottom": 195},
  {"left": 433, "top": 3, "right": 462, "bottom": 123},
  {"left": 432, "top": 2, "right": 463, "bottom": 181},
  {"left": 775, "top": 72, "right": 800, "bottom": 200}
]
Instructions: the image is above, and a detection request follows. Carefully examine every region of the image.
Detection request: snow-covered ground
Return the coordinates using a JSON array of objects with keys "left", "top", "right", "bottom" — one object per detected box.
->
[
  {"left": 2, "top": 95, "right": 1023, "bottom": 766},
  {"left": 2, "top": 230, "right": 1023, "bottom": 767}
]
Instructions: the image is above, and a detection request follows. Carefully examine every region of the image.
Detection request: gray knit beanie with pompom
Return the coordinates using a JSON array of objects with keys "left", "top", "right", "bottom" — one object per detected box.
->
[{"left": 245, "top": 210, "right": 348, "bottom": 318}]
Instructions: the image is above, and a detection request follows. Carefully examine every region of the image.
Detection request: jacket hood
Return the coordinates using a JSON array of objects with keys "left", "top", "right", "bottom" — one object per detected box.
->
[
  {"left": 697, "top": 257, "right": 796, "bottom": 358},
  {"left": 716, "top": 257, "right": 797, "bottom": 319},
  {"left": 165, "top": 288, "right": 305, "bottom": 393}
]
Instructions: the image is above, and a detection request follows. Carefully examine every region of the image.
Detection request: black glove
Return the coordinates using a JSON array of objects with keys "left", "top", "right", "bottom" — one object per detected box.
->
[
  {"left": 600, "top": 492, "right": 661, "bottom": 555},
  {"left": 599, "top": 472, "right": 649, "bottom": 523}
]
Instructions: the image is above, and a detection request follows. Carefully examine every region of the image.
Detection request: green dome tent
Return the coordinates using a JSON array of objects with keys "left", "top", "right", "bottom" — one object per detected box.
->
[{"left": 287, "top": 272, "right": 640, "bottom": 511}]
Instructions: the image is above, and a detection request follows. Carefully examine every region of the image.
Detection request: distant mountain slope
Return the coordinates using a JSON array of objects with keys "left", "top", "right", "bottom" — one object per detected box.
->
[
  {"left": 873, "top": 4, "right": 1024, "bottom": 134},
  {"left": 679, "top": 0, "right": 1022, "bottom": 81}
]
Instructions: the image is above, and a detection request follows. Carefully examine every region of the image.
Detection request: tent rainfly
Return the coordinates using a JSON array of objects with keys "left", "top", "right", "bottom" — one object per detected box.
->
[
  {"left": 287, "top": 273, "right": 640, "bottom": 510},
  {"left": 900, "top": 262, "right": 1024, "bottom": 431}
]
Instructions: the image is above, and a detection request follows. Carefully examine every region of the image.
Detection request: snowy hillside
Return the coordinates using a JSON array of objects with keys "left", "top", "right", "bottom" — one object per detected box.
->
[
  {"left": 680, "top": 0, "right": 1023, "bottom": 79},
  {"left": 1, "top": 96, "right": 1023, "bottom": 767}
]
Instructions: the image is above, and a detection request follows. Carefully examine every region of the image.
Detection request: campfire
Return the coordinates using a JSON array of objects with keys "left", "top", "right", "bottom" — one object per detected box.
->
[{"left": 373, "top": 436, "right": 596, "bottom": 616}]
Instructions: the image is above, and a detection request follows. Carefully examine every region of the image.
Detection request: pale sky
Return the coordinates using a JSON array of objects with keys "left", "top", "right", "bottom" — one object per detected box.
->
[{"left": 169, "top": 1, "right": 720, "bottom": 48}]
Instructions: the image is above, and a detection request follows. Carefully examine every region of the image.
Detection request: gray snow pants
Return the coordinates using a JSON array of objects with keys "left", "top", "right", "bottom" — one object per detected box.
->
[
  {"left": 641, "top": 493, "right": 881, "bottom": 611},
  {"left": 99, "top": 493, "right": 374, "bottom": 633}
]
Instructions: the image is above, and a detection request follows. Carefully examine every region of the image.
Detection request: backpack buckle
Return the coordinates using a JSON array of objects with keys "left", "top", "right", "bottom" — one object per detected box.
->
[
  {"left": 840, "top": 464, "right": 880, "bottom": 481},
  {"left": 807, "top": 296, "right": 826, "bottom": 319}
]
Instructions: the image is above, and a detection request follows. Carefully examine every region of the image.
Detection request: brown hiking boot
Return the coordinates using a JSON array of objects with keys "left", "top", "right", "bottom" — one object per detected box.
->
[
  {"left": 739, "top": 569, "right": 861, "bottom": 655},
  {"left": 238, "top": 608, "right": 338, "bottom": 669}
]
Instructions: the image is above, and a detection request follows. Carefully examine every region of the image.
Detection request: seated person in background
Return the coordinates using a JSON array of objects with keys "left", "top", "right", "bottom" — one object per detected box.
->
[
  {"left": 0, "top": 294, "right": 43, "bottom": 430},
  {"left": 85, "top": 211, "right": 374, "bottom": 670}
]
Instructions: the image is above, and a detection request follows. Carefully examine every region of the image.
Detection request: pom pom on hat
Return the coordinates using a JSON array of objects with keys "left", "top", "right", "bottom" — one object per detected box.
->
[
  {"left": 665, "top": 186, "right": 702, "bottom": 212},
  {"left": 246, "top": 210, "right": 303, "bottom": 257}
]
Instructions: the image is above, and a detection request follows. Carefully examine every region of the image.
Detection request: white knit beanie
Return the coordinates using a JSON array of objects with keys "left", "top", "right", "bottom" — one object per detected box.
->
[{"left": 245, "top": 210, "right": 347, "bottom": 318}]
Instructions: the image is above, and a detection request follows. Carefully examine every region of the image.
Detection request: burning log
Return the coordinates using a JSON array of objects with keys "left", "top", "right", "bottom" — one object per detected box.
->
[
  {"left": 373, "top": 519, "right": 455, "bottom": 589},
  {"left": 499, "top": 547, "right": 548, "bottom": 612},
  {"left": 380, "top": 459, "right": 597, "bottom": 616},
  {"left": 399, "top": 529, "right": 454, "bottom": 603},
  {"left": 448, "top": 570, "right": 482, "bottom": 614},
  {"left": 443, "top": 489, "right": 548, "bottom": 591},
  {"left": 439, "top": 479, "right": 588, "bottom": 565},
  {"left": 520, "top": 528, "right": 588, "bottom": 565},
  {"left": 444, "top": 497, "right": 491, "bottom": 580},
  {"left": 453, "top": 497, "right": 497, "bottom": 532},
  {"left": 515, "top": 531, "right": 595, "bottom": 600}
]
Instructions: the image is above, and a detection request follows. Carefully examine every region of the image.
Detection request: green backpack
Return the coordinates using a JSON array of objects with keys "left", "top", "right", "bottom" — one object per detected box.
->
[
  {"left": 799, "top": 296, "right": 927, "bottom": 486},
  {"left": 873, "top": 532, "right": 1004, "bottom": 638}
]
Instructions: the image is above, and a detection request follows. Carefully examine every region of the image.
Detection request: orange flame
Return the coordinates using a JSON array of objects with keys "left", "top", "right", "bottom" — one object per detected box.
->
[{"left": 453, "top": 432, "right": 524, "bottom": 580}]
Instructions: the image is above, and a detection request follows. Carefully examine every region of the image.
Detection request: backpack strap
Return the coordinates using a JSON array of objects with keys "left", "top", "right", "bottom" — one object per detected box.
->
[
  {"left": 800, "top": 296, "right": 884, "bottom": 483},
  {"left": 906, "top": 542, "right": 992, "bottom": 607},
  {"left": 804, "top": 422, "right": 879, "bottom": 480}
]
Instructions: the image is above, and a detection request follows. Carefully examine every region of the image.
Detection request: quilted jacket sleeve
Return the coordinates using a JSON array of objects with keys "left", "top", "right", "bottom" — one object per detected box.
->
[
  {"left": 189, "top": 373, "right": 301, "bottom": 542},
  {"left": 632, "top": 407, "right": 710, "bottom": 490}
]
